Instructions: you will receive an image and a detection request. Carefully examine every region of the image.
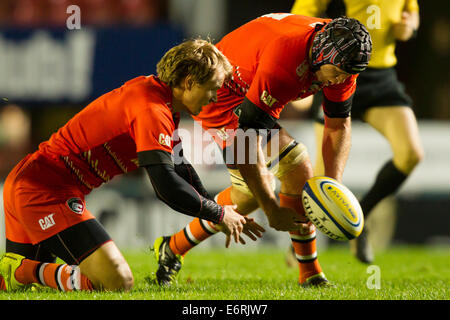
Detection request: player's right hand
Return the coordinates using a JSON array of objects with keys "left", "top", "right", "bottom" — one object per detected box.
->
[
  {"left": 218, "top": 205, "right": 246, "bottom": 248},
  {"left": 392, "top": 11, "right": 418, "bottom": 41},
  {"left": 266, "top": 206, "right": 306, "bottom": 231}
]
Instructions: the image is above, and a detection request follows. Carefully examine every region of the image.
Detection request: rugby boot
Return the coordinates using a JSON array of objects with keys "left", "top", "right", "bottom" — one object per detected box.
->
[
  {"left": 301, "top": 272, "right": 335, "bottom": 288},
  {"left": 152, "top": 236, "right": 184, "bottom": 286},
  {"left": 0, "top": 253, "right": 32, "bottom": 291},
  {"left": 350, "top": 228, "right": 374, "bottom": 264}
]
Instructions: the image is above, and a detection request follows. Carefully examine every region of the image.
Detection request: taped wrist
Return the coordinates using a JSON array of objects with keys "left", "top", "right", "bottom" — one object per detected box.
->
[{"left": 199, "top": 197, "right": 225, "bottom": 224}]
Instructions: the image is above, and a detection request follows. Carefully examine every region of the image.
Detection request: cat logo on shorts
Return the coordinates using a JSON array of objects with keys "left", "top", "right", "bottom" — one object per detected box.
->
[
  {"left": 39, "top": 213, "right": 56, "bottom": 230},
  {"left": 66, "top": 197, "right": 85, "bottom": 215}
]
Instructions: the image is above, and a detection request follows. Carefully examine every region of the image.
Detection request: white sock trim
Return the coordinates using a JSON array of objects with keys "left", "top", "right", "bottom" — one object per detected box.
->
[
  {"left": 38, "top": 263, "right": 49, "bottom": 286},
  {"left": 185, "top": 224, "right": 201, "bottom": 244}
]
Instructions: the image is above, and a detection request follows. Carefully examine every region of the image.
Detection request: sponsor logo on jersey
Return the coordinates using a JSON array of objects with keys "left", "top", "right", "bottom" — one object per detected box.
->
[
  {"left": 233, "top": 106, "right": 242, "bottom": 118},
  {"left": 260, "top": 90, "right": 277, "bottom": 108},
  {"left": 39, "top": 213, "right": 56, "bottom": 230},
  {"left": 215, "top": 127, "right": 229, "bottom": 141},
  {"left": 296, "top": 61, "right": 309, "bottom": 79},
  {"left": 66, "top": 197, "right": 85, "bottom": 215},
  {"left": 159, "top": 133, "right": 172, "bottom": 147}
]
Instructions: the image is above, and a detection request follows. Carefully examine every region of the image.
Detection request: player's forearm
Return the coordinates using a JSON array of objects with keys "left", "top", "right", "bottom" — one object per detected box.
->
[
  {"left": 233, "top": 97, "right": 280, "bottom": 213},
  {"left": 322, "top": 117, "right": 351, "bottom": 182},
  {"left": 174, "top": 156, "right": 212, "bottom": 200},
  {"left": 236, "top": 136, "right": 278, "bottom": 214},
  {"left": 238, "top": 162, "right": 278, "bottom": 213},
  {"left": 145, "top": 164, "right": 224, "bottom": 223}
]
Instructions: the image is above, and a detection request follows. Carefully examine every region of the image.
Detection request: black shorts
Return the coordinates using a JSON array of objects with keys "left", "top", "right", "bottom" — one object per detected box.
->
[
  {"left": 312, "top": 67, "right": 413, "bottom": 123},
  {"left": 5, "top": 219, "right": 112, "bottom": 265}
]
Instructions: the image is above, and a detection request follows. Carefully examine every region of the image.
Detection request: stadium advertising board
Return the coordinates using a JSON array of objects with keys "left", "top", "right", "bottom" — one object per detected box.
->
[{"left": 0, "top": 25, "right": 184, "bottom": 104}]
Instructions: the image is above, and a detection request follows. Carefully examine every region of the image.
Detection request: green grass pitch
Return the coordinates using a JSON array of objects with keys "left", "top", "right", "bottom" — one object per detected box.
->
[{"left": 0, "top": 245, "right": 448, "bottom": 301}]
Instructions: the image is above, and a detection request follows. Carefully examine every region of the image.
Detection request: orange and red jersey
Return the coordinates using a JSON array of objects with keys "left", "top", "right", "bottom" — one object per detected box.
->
[
  {"left": 193, "top": 13, "right": 357, "bottom": 129},
  {"left": 38, "top": 75, "right": 180, "bottom": 192}
]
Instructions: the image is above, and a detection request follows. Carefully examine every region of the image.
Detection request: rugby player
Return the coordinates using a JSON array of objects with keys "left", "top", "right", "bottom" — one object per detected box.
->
[
  {"left": 0, "top": 39, "right": 257, "bottom": 292},
  {"left": 152, "top": 14, "right": 372, "bottom": 287},
  {"left": 291, "top": 0, "right": 423, "bottom": 263}
]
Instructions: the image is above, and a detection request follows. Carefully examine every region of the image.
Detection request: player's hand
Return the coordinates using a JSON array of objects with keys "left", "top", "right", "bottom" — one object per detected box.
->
[
  {"left": 239, "top": 216, "right": 266, "bottom": 244},
  {"left": 392, "top": 11, "right": 418, "bottom": 41},
  {"left": 218, "top": 205, "right": 246, "bottom": 248},
  {"left": 266, "top": 206, "right": 307, "bottom": 231},
  {"left": 298, "top": 221, "right": 315, "bottom": 234},
  {"left": 217, "top": 215, "right": 266, "bottom": 247}
]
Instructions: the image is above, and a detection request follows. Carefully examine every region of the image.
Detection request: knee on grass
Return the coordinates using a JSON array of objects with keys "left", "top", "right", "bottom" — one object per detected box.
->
[{"left": 94, "top": 262, "right": 134, "bottom": 291}]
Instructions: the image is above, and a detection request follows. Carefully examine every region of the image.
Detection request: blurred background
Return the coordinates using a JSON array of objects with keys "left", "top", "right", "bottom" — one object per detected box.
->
[{"left": 0, "top": 0, "right": 448, "bottom": 252}]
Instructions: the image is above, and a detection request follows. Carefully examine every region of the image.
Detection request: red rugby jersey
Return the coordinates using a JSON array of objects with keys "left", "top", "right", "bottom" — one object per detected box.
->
[
  {"left": 38, "top": 75, "right": 180, "bottom": 191},
  {"left": 193, "top": 13, "right": 357, "bottom": 128}
]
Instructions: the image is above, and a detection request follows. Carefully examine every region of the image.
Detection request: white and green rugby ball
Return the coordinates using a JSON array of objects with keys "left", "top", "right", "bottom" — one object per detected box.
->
[{"left": 302, "top": 176, "right": 364, "bottom": 241}]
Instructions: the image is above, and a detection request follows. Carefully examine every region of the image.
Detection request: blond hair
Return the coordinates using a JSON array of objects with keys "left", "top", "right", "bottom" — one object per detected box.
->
[{"left": 157, "top": 38, "right": 232, "bottom": 87}]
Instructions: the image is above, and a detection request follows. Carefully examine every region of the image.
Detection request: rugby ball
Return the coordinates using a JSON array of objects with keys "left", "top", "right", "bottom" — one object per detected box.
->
[{"left": 302, "top": 176, "right": 364, "bottom": 241}]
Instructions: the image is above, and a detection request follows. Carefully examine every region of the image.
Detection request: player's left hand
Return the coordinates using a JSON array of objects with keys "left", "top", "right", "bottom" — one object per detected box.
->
[{"left": 222, "top": 216, "right": 265, "bottom": 247}]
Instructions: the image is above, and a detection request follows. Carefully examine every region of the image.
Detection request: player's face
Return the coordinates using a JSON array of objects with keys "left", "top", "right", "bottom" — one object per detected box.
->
[
  {"left": 315, "top": 64, "right": 351, "bottom": 86},
  {"left": 183, "top": 68, "right": 226, "bottom": 116}
]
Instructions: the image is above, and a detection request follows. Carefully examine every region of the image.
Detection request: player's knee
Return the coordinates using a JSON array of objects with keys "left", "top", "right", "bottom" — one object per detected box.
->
[
  {"left": 406, "top": 146, "right": 424, "bottom": 169},
  {"left": 84, "top": 258, "right": 134, "bottom": 291},
  {"left": 103, "top": 262, "right": 134, "bottom": 291},
  {"left": 397, "top": 146, "right": 424, "bottom": 174},
  {"left": 112, "top": 262, "right": 134, "bottom": 291}
]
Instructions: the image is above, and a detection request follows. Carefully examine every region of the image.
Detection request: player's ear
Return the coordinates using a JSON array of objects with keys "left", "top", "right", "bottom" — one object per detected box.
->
[{"left": 183, "top": 75, "right": 195, "bottom": 90}]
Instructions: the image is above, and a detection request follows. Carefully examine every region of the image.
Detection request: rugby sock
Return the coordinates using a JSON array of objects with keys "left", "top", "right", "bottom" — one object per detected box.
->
[
  {"left": 360, "top": 160, "right": 407, "bottom": 219},
  {"left": 15, "top": 259, "right": 93, "bottom": 291},
  {"left": 169, "top": 187, "right": 232, "bottom": 256},
  {"left": 36, "top": 263, "right": 94, "bottom": 291},
  {"left": 279, "top": 193, "right": 323, "bottom": 283},
  {"left": 169, "top": 217, "right": 220, "bottom": 256}
]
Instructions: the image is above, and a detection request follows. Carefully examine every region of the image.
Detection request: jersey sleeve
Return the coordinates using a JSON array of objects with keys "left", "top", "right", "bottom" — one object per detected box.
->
[
  {"left": 130, "top": 103, "right": 175, "bottom": 166},
  {"left": 245, "top": 39, "right": 303, "bottom": 119},
  {"left": 322, "top": 74, "right": 358, "bottom": 118},
  {"left": 291, "top": 0, "right": 331, "bottom": 17},
  {"left": 323, "top": 74, "right": 358, "bottom": 103},
  {"left": 404, "top": 0, "right": 419, "bottom": 13}
]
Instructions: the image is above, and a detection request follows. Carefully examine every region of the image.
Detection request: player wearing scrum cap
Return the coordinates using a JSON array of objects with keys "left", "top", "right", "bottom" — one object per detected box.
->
[
  {"left": 291, "top": 0, "right": 423, "bottom": 264},
  {"left": 0, "top": 39, "right": 263, "bottom": 292},
  {"left": 153, "top": 14, "right": 372, "bottom": 287}
]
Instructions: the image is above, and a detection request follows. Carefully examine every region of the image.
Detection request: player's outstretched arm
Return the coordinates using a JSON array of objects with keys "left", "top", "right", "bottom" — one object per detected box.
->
[
  {"left": 321, "top": 115, "right": 351, "bottom": 183},
  {"left": 234, "top": 98, "right": 302, "bottom": 231},
  {"left": 174, "top": 151, "right": 213, "bottom": 200},
  {"left": 144, "top": 159, "right": 247, "bottom": 245},
  {"left": 146, "top": 163, "right": 226, "bottom": 223}
]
